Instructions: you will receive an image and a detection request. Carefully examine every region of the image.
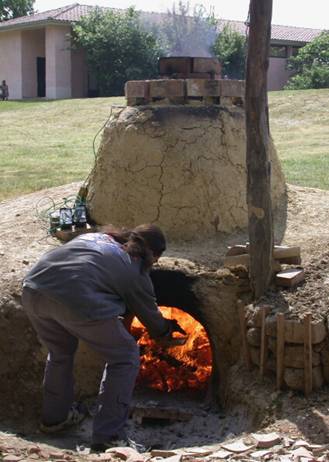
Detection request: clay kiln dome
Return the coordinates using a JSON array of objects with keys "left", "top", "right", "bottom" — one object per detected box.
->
[{"left": 86, "top": 81, "right": 286, "bottom": 240}]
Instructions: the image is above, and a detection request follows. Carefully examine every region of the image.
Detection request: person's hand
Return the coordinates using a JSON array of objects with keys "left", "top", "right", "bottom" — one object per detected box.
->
[
  {"left": 168, "top": 318, "right": 186, "bottom": 336},
  {"left": 155, "top": 318, "right": 187, "bottom": 347},
  {"left": 156, "top": 335, "right": 188, "bottom": 347}
]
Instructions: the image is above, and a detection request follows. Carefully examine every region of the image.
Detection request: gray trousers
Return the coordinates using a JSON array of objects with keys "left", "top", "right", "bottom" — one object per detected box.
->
[{"left": 22, "top": 287, "right": 140, "bottom": 444}]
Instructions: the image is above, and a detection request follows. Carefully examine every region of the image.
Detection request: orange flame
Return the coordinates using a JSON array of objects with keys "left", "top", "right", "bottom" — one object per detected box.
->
[{"left": 131, "top": 306, "right": 212, "bottom": 392}]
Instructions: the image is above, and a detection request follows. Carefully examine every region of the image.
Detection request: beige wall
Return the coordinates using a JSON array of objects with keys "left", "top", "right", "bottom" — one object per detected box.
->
[
  {"left": 21, "top": 29, "right": 45, "bottom": 98},
  {"left": 45, "top": 25, "right": 72, "bottom": 99},
  {"left": 0, "top": 30, "right": 23, "bottom": 99},
  {"left": 71, "top": 47, "right": 88, "bottom": 98}
]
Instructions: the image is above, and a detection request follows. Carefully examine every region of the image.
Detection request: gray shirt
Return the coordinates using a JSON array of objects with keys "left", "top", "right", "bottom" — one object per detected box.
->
[{"left": 23, "top": 233, "right": 169, "bottom": 338}]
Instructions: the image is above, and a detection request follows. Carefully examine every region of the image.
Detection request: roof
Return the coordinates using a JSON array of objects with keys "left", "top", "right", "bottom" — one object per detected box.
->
[
  {"left": 0, "top": 2, "right": 324, "bottom": 43},
  {"left": 220, "top": 19, "right": 323, "bottom": 43},
  {"left": 0, "top": 3, "right": 94, "bottom": 28}
]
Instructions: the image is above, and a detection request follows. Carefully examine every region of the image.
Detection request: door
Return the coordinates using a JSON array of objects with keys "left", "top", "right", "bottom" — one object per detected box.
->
[{"left": 37, "top": 57, "right": 46, "bottom": 97}]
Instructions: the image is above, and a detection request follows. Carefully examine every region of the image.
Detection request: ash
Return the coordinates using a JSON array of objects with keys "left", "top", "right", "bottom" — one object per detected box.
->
[
  {"left": 15, "top": 388, "right": 254, "bottom": 453},
  {"left": 123, "top": 388, "right": 253, "bottom": 450}
]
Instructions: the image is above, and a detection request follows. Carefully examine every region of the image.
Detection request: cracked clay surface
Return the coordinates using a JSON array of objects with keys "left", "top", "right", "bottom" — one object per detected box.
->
[{"left": 87, "top": 106, "right": 286, "bottom": 240}]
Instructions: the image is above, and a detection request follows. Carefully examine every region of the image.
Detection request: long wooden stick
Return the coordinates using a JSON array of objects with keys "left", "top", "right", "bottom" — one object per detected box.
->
[
  {"left": 238, "top": 301, "right": 251, "bottom": 370},
  {"left": 260, "top": 307, "right": 268, "bottom": 377},
  {"left": 304, "top": 313, "right": 312, "bottom": 396},
  {"left": 276, "top": 313, "right": 285, "bottom": 390}
]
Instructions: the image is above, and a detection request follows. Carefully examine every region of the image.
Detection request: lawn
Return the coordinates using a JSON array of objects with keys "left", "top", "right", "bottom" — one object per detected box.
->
[
  {"left": 0, "top": 97, "right": 125, "bottom": 202},
  {"left": 0, "top": 89, "right": 328, "bottom": 202},
  {"left": 269, "top": 88, "right": 329, "bottom": 190}
]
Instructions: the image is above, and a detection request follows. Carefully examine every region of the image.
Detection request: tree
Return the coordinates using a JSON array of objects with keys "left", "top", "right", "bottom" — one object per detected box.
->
[
  {"left": 285, "top": 31, "right": 329, "bottom": 89},
  {"left": 212, "top": 24, "right": 246, "bottom": 79},
  {"left": 157, "top": 1, "right": 218, "bottom": 57},
  {"left": 73, "top": 7, "right": 161, "bottom": 96},
  {"left": 245, "top": 0, "right": 274, "bottom": 299},
  {"left": 0, "top": 0, "right": 34, "bottom": 21}
]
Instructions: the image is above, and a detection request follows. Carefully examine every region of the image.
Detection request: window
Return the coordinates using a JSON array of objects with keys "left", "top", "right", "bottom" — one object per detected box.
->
[
  {"left": 270, "top": 45, "right": 288, "bottom": 58},
  {"left": 291, "top": 46, "right": 302, "bottom": 57}
]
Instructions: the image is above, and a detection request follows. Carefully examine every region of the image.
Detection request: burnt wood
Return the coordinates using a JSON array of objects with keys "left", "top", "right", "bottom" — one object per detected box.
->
[{"left": 245, "top": 0, "right": 274, "bottom": 299}]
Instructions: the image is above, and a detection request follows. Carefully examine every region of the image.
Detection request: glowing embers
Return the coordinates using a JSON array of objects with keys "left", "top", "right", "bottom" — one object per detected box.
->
[{"left": 131, "top": 306, "right": 212, "bottom": 392}]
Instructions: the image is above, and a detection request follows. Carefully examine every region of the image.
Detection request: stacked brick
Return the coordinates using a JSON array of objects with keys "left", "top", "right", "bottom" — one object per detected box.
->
[
  {"left": 245, "top": 306, "right": 329, "bottom": 392},
  {"left": 125, "top": 79, "right": 245, "bottom": 106}
]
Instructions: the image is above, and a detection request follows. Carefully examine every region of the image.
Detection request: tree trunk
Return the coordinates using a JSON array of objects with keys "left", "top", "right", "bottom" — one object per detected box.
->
[{"left": 245, "top": 0, "right": 273, "bottom": 299}]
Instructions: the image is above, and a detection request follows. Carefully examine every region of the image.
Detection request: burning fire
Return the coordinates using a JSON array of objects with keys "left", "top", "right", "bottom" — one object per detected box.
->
[{"left": 131, "top": 306, "right": 212, "bottom": 392}]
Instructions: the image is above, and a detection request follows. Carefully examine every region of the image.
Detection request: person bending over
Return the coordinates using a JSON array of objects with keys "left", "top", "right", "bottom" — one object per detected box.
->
[{"left": 22, "top": 224, "right": 183, "bottom": 452}]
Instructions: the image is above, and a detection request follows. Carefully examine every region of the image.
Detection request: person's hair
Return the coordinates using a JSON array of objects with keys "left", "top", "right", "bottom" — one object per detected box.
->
[{"left": 100, "top": 223, "right": 166, "bottom": 271}]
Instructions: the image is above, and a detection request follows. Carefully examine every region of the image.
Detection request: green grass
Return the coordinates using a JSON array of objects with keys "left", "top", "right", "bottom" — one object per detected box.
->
[
  {"left": 269, "top": 88, "right": 329, "bottom": 190},
  {"left": 0, "top": 89, "right": 328, "bottom": 202},
  {"left": 0, "top": 97, "right": 125, "bottom": 201}
]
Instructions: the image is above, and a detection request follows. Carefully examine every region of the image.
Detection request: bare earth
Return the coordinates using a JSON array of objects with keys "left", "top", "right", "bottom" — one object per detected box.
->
[{"left": 1, "top": 183, "right": 329, "bottom": 461}]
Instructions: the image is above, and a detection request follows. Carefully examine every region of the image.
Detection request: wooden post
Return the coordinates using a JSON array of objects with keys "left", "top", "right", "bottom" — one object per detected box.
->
[
  {"left": 304, "top": 314, "right": 313, "bottom": 396},
  {"left": 260, "top": 307, "right": 268, "bottom": 377},
  {"left": 246, "top": 0, "right": 274, "bottom": 299},
  {"left": 276, "top": 313, "right": 285, "bottom": 390},
  {"left": 238, "top": 301, "right": 251, "bottom": 370}
]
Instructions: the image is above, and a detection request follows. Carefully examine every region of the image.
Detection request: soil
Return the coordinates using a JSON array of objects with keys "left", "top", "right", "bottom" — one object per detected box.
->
[{"left": 1, "top": 182, "right": 329, "bottom": 460}]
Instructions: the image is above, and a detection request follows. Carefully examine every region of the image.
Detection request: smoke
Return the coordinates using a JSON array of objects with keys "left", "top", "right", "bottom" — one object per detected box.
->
[{"left": 141, "top": 2, "right": 218, "bottom": 58}]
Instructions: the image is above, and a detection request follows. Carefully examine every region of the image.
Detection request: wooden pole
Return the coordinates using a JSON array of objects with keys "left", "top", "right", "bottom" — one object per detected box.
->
[
  {"left": 260, "top": 307, "right": 268, "bottom": 377},
  {"left": 304, "top": 313, "right": 313, "bottom": 396},
  {"left": 238, "top": 301, "right": 251, "bottom": 370},
  {"left": 246, "top": 0, "right": 274, "bottom": 299},
  {"left": 276, "top": 313, "right": 285, "bottom": 390}
]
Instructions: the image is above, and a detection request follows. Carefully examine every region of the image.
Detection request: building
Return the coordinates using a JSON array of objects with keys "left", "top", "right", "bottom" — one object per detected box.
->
[
  {"left": 0, "top": 3, "right": 323, "bottom": 99},
  {"left": 225, "top": 19, "right": 323, "bottom": 90}
]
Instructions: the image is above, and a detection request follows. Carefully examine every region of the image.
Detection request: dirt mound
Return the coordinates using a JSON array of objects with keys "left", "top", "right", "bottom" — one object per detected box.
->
[{"left": 1, "top": 182, "right": 329, "bottom": 453}]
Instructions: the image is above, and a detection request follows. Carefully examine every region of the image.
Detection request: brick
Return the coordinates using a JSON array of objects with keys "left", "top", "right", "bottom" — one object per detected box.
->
[
  {"left": 159, "top": 57, "right": 192, "bottom": 75},
  {"left": 3, "top": 457, "right": 24, "bottom": 462},
  {"left": 266, "top": 317, "right": 326, "bottom": 344},
  {"left": 150, "top": 450, "right": 178, "bottom": 458},
  {"left": 187, "top": 79, "right": 220, "bottom": 97},
  {"left": 105, "top": 447, "right": 144, "bottom": 460},
  {"left": 193, "top": 57, "right": 221, "bottom": 75},
  {"left": 251, "top": 432, "right": 281, "bottom": 448},
  {"left": 276, "top": 268, "right": 305, "bottom": 287},
  {"left": 273, "top": 245, "right": 301, "bottom": 262},
  {"left": 149, "top": 79, "right": 184, "bottom": 98},
  {"left": 124, "top": 80, "right": 149, "bottom": 98},
  {"left": 220, "top": 79, "right": 245, "bottom": 97}
]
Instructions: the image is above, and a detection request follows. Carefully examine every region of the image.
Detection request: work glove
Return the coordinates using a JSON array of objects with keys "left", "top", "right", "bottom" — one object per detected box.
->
[
  {"left": 156, "top": 318, "right": 187, "bottom": 347},
  {"left": 167, "top": 318, "right": 187, "bottom": 336}
]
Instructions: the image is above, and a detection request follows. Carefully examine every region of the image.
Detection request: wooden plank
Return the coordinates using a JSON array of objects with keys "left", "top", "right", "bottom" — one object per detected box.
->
[
  {"left": 276, "top": 268, "right": 305, "bottom": 287},
  {"left": 304, "top": 313, "right": 313, "bottom": 396},
  {"left": 276, "top": 313, "right": 285, "bottom": 390},
  {"left": 260, "top": 307, "right": 269, "bottom": 377},
  {"left": 238, "top": 301, "right": 251, "bottom": 370}
]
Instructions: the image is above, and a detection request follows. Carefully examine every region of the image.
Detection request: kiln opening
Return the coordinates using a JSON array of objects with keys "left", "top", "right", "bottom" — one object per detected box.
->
[
  {"left": 128, "top": 267, "right": 217, "bottom": 402},
  {"left": 131, "top": 306, "right": 212, "bottom": 394}
]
